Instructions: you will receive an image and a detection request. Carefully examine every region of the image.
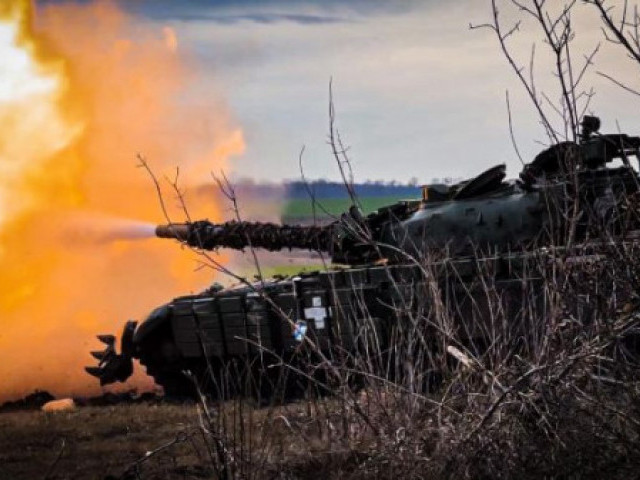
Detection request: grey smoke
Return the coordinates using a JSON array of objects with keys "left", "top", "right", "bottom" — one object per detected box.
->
[{"left": 60, "top": 213, "right": 158, "bottom": 245}]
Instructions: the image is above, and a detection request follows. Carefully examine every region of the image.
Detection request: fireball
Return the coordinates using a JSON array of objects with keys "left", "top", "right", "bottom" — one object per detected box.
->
[{"left": 0, "top": 0, "right": 244, "bottom": 401}]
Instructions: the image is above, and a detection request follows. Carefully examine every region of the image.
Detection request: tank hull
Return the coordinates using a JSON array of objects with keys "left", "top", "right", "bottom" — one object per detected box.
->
[{"left": 120, "top": 257, "right": 550, "bottom": 397}]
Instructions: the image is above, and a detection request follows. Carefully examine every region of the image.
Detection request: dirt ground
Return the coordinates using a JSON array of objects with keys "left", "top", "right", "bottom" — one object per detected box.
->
[{"left": 0, "top": 403, "right": 213, "bottom": 480}]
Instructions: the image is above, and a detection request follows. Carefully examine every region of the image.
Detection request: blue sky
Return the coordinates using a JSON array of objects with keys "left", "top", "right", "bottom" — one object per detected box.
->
[{"left": 36, "top": 0, "right": 640, "bottom": 183}]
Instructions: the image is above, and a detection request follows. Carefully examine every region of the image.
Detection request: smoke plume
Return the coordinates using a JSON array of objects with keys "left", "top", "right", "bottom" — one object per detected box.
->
[{"left": 0, "top": 0, "right": 244, "bottom": 401}]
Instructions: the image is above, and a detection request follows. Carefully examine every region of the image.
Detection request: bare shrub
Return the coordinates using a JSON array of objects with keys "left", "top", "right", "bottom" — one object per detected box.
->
[{"left": 123, "top": 2, "right": 640, "bottom": 479}]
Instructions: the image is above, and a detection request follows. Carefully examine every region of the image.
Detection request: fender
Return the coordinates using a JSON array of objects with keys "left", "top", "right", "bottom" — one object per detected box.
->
[{"left": 132, "top": 304, "right": 173, "bottom": 346}]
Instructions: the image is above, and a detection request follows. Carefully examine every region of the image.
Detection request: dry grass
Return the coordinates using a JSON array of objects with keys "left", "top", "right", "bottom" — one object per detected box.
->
[
  {"left": 0, "top": 403, "right": 208, "bottom": 480},
  {"left": 0, "top": 399, "right": 373, "bottom": 480}
]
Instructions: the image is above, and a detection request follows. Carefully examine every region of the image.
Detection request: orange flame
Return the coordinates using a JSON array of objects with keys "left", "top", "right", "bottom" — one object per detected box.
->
[{"left": 0, "top": 0, "right": 244, "bottom": 401}]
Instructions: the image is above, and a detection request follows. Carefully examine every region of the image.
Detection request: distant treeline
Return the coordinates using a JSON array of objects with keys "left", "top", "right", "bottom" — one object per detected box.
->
[
  {"left": 232, "top": 179, "right": 422, "bottom": 201},
  {"left": 284, "top": 180, "right": 420, "bottom": 200}
]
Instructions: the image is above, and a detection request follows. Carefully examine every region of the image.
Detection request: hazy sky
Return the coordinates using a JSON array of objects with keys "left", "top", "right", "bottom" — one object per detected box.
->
[{"left": 39, "top": 0, "right": 640, "bottom": 183}]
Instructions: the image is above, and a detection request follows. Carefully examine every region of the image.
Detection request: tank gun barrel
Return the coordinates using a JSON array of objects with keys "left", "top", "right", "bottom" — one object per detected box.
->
[{"left": 156, "top": 220, "right": 333, "bottom": 253}]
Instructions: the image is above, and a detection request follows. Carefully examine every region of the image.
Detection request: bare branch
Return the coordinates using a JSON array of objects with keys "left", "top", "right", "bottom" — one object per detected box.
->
[
  {"left": 597, "top": 70, "right": 640, "bottom": 96},
  {"left": 505, "top": 90, "right": 525, "bottom": 165}
]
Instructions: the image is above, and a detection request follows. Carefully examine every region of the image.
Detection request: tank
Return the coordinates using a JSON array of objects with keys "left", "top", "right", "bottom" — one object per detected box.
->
[{"left": 86, "top": 116, "right": 640, "bottom": 396}]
